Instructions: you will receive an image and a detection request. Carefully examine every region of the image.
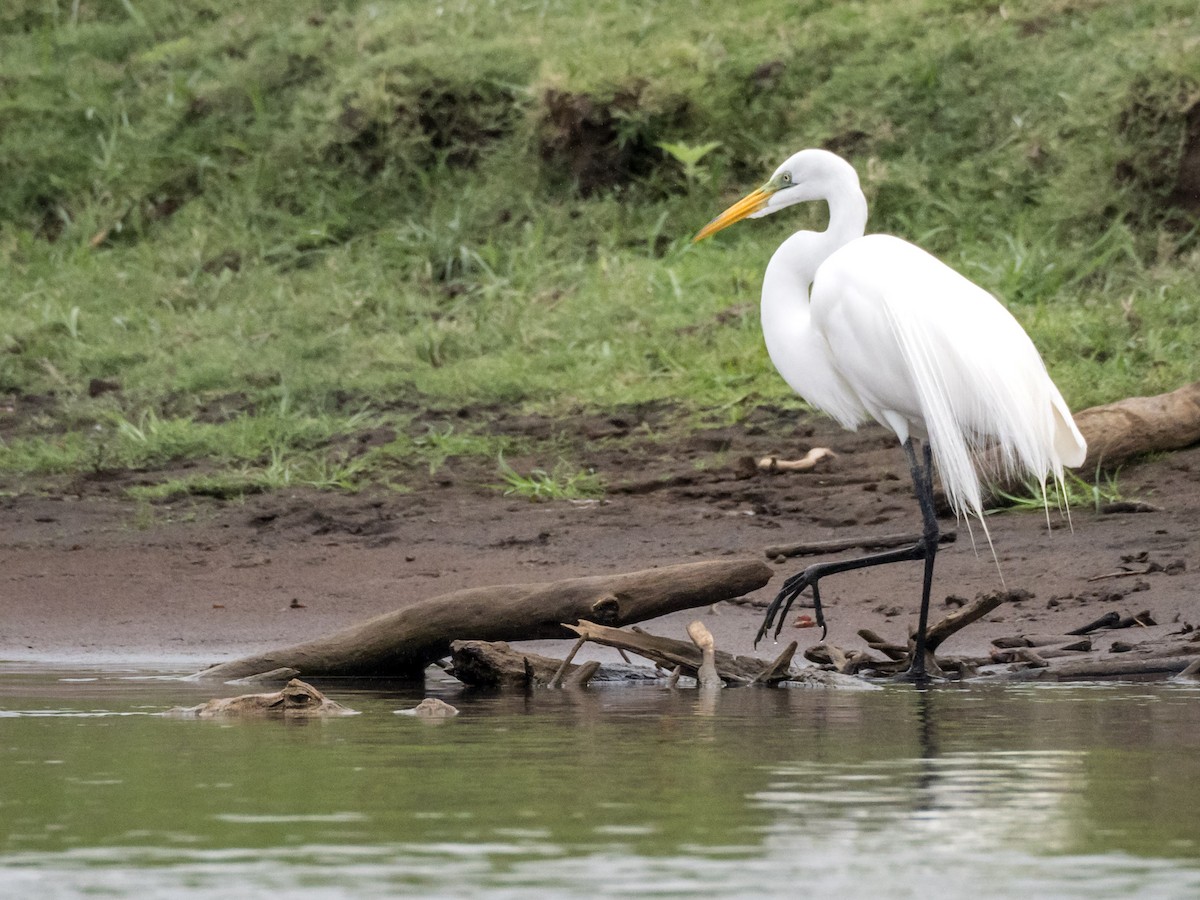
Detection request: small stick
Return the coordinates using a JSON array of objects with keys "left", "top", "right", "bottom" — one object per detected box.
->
[
  {"left": 665, "top": 665, "right": 682, "bottom": 688},
  {"left": 825, "top": 643, "right": 851, "bottom": 674},
  {"left": 1172, "top": 659, "right": 1200, "bottom": 681},
  {"left": 1015, "top": 647, "right": 1050, "bottom": 668},
  {"left": 839, "top": 650, "right": 875, "bottom": 676},
  {"left": 924, "top": 590, "right": 1008, "bottom": 652},
  {"left": 564, "top": 660, "right": 601, "bottom": 688},
  {"left": 1087, "top": 568, "right": 1155, "bottom": 582},
  {"left": 766, "top": 531, "right": 956, "bottom": 561},
  {"left": 858, "top": 628, "right": 909, "bottom": 661},
  {"left": 1067, "top": 611, "right": 1121, "bottom": 636},
  {"left": 757, "top": 447, "right": 836, "bottom": 472},
  {"left": 803, "top": 644, "right": 834, "bottom": 665},
  {"left": 548, "top": 637, "right": 587, "bottom": 689},
  {"left": 1113, "top": 610, "right": 1155, "bottom": 629},
  {"left": 753, "top": 642, "right": 798, "bottom": 684}
]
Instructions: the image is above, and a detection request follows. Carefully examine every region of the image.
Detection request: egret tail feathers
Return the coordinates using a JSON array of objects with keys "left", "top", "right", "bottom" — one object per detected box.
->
[{"left": 879, "top": 284, "right": 1085, "bottom": 533}]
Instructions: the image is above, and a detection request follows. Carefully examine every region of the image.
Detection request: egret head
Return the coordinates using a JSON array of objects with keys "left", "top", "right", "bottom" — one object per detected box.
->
[{"left": 693, "top": 148, "right": 861, "bottom": 242}]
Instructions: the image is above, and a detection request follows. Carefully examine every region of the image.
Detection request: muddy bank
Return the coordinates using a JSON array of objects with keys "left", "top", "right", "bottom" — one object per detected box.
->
[{"left": 1, "top": 416, "right": 1196, "bottom": 673}]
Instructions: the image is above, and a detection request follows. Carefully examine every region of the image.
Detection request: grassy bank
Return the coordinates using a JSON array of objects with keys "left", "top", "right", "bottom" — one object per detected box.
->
[{"left": 1, "top": 0, "right": 1198, "bottom": 498}]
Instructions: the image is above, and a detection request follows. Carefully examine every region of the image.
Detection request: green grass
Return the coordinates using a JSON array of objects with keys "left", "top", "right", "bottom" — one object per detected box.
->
[
  {"left": 497, "top": 456, "right": 605, "bottom": 502},
  {"left": 1, "top": 0, "right": 1199, "bottom": 498},
  {"left": 993, "top": 469, "right": 1128, "bottom": 515}
]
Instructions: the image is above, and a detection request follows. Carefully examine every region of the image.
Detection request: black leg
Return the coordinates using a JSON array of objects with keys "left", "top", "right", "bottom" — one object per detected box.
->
[
  {"left": 755, "top": 437, "right": 942, "bottom": 681},
  {"left": 905, "top": 439, "right": 940, "bottom": 680}
]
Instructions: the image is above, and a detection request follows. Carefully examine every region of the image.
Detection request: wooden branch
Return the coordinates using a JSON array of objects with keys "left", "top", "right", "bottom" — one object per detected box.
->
[
  {"left": 858, "top": 628, "right": 908, "bottom": 661},
  {"left": 924, "top": 590, "right": 1008, "bottom": 652},
  {"left": 549, "top": 637, "right": 586, "bottom": 688},
  {"left": 565, "top": 620, "right": 770, "bottom": 684},
  {"left": 566, "top": 660, "right": 602, "bottom": 688},
  {"left": 191, "top": 557, "right": 773, "bottom": 680},
  {"left": 757, "top": 447, "right": 835, "bottom": 472},
  {"left": 1172, "top": 659, "right": 1200, "bottom": 682},
  {"left": 753, "top": 642, "right": 798, "bottom": 684},
  {"left": 448, "top": 640, "right": 579, "bottom": 687},
  {"left": 1008, "top": 653, "right": 1200, "bottom": 681},
  {"left": 977, "top": 381, "right": 1200, "bottom": 505},
  {"left": 1067, "top": 611, "right": 1121, "bottom": 636},
  {"left": 765, "top": 531, "right": 956, "bottom": 561},
  {"left": 992, "top": 635, "right": 1093, "bottom": 650},
  {"left": 1073, "top": 380, "right": 1200, "bottom": 472}
]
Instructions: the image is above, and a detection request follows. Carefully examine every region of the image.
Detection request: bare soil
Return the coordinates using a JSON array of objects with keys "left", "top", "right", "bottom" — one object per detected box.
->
[{"left": 2, "top": 409, "right": 1197, "bottom": 673}]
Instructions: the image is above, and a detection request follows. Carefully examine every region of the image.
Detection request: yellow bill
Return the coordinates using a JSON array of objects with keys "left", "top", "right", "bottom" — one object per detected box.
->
[{"left": 693, "top": 186, "right": 773, "bottom": 242}]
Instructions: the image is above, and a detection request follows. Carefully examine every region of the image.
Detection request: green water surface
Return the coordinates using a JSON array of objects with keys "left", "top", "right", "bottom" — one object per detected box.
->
[{"left": 1, "top": 669, "right": 1198, "bottom": 898}]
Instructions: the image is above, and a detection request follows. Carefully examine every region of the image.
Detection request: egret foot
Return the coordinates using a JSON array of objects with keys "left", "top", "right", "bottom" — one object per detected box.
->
[{"left": 754, "top": 440, "right": 942, "bottom": 666}]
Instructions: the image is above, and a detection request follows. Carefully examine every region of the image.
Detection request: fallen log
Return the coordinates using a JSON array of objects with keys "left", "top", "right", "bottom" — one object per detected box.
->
[
  {"left": 191, "top": 557, "right": 773, "bottom": 680},
  {"left": 449, "top": 640, "right": 604, "bottom": 688},
  {"left": 980, "top": 381, "right": 1200, "bottom": 502},
  {"left": 1005, "top": 653, "right": 1200, "bottom": 681},
  {"left": 1074, "top": 380, "right": 1200, "bottom": 472}
]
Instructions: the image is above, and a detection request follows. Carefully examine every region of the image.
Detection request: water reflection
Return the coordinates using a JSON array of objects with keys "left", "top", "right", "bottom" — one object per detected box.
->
[{"left": 0, "top": 670, "right": 1199, "bottom": 897}]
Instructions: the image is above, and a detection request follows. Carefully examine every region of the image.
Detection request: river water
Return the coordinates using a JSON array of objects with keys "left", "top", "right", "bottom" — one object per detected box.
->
[{"left": 2, "top": 666, "right": 1199, "bottom": 898}]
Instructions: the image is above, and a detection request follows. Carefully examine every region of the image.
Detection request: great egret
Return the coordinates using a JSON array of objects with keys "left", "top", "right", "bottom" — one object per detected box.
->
[{"left": 694, "top": 148, "right": 1086, "bottom": 678}]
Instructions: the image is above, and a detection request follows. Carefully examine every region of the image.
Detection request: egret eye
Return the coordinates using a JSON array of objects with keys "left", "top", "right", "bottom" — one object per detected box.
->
[{"left": 780, "top": 172, "right": 792, "bottom": 185}]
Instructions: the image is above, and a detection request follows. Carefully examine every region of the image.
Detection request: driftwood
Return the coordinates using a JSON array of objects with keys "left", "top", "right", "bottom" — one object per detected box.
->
[
  {"left": 1073, "top": 380, "right": 1200, "bottom": 472},
  {"left": 822, "top": 591, "right": 1010, "bottom": 675},
  {"left": 757, "top": 447, "right": 835, "bottom": 472},
  {"left": 1007, "top": 653, "right": 1200, "bottom": 681},
  {"left": 561, "top": 620, "right": 876, "bottom": 688},
  {"left": 924, "top": 590, "right": 1007, "bottom": 652},
  {"left": 977, "top": 381, "right": 1200, "bottom": 501},
  {"left": 564, "top": 619, "right": 796, "bottom": 685},
  {"left": 449, "top": 640, "right": 603, "bottom": 688},
  {"left": 765, "top": 531, "right": 956, "bottom": 561},
  {"left": 858, "top": 628, "right": 909, "bottom": 661},
  {"left": 191, "top": 557, "right": 772, "bottom": 680},
  {"left": 754, "top": 642, "right": 803, "bottom": 683},
  {"left": 1171, "top": 659, "right": 1200, "bottom": 682}
]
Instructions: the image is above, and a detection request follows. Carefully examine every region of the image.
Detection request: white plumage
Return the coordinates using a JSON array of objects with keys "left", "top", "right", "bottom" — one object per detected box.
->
[{"left": 695, "top": 148, "right": 1086, "bottom": 677}]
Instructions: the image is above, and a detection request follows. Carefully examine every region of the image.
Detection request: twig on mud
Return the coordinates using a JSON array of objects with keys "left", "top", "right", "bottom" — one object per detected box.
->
[
  {"left": 757, "top": 447, "right": 836, "bottom": 472},
  {"left": 765, "top": 531, "right": 956, "bottom": 561},
  {"left": 1086, "top": 567, "right": 1157, "bottom": 582},
  {"left": 858, "top": 628, "right": 909, "bottom": 661},
  {"left": 1067, "top": 611, "right": 1122, "bottom": 636}
]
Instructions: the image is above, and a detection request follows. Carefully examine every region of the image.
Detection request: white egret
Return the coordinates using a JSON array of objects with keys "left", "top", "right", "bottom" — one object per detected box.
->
[{"left": 694, "top": 148, "right": 1086, "bottom": 678}]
